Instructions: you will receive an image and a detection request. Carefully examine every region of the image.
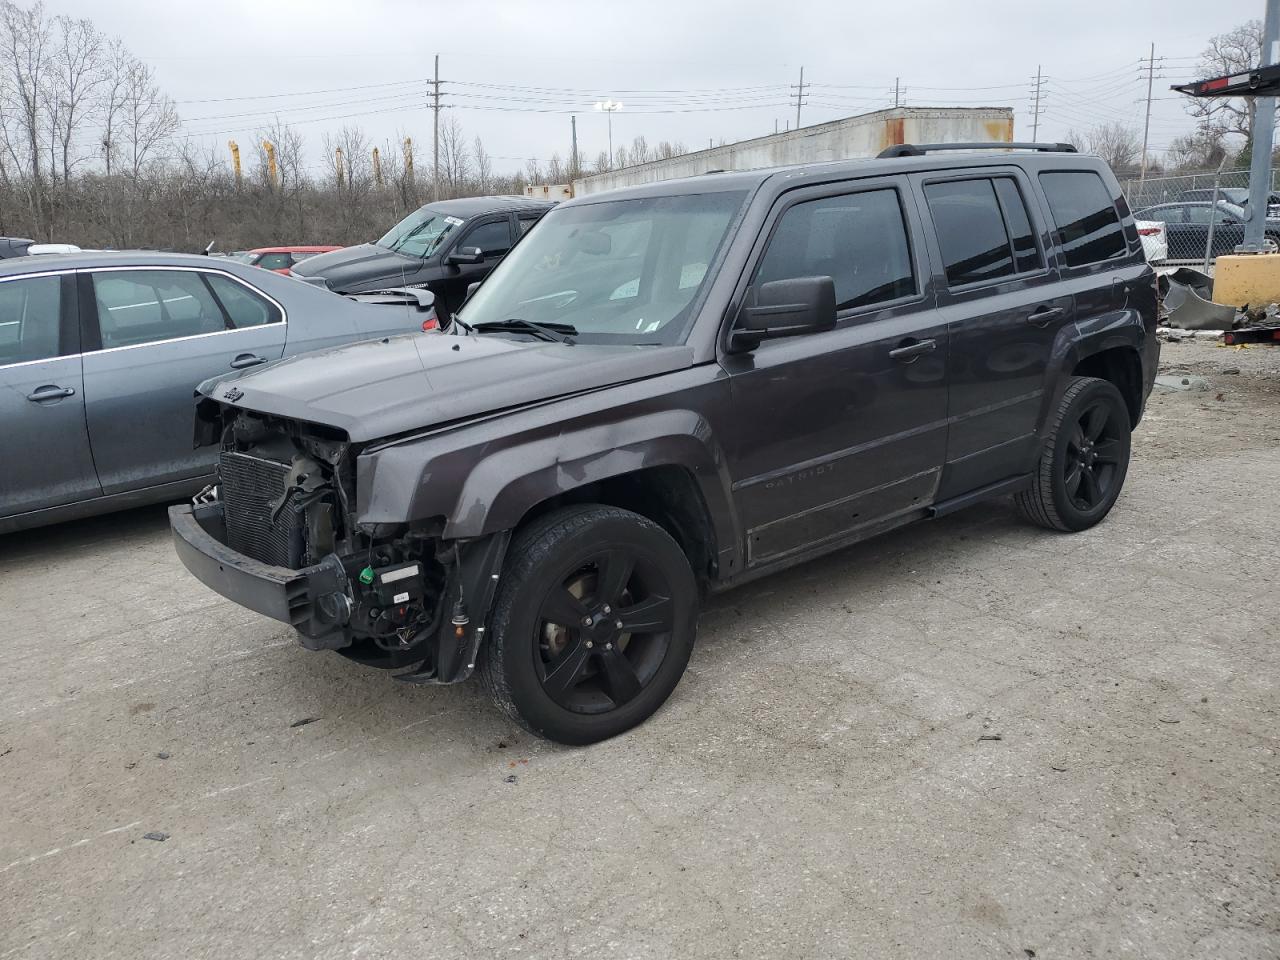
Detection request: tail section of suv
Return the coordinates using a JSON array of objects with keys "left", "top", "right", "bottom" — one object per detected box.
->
[{"left": 170, "top": 144, "right": 1158, "bottom": 744}]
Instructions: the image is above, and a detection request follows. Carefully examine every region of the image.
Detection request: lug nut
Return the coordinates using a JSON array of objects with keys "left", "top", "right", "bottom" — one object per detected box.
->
[
  {"left": 582, "top": 616, "right": 593, "bottom": 626},
  {"left": 605, "top": 643, "right": 613, "bottom": 650},
  {"left": 586, "top": 640, "right": 594, "bottom": 648},
  {"left": 603, "top": 605, "right": 611, "bottom": 614},
  {"left": 616, "top": 620, "right": 623, "bottom": 629}
]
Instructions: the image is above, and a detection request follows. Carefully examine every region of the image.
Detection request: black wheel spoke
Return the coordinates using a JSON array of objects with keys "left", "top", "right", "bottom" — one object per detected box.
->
[
  {"left": 618, "top": 595, "right": 674, "bottom": 634},
  {"left": 1079, "top": 466, "right": 1100, "bottom": 506},
  {"left": 1065, "top": 463, "right": 1083, "bottom": 498},
  {"left": 1083, "top": 403, "right": 1108, "bottom": 442},
  {"left": 1068, "top": 424, "right": 1085, "bottom": 455},
  {"left": 541, "top": 636, "right": 592, "bottom": 703},
  {"left": 1092, "top": 439, "right": 1121, "bottom": 464},
  {"left": 598, "top": 647, "right": 643, "bottom": 705},
  {"left": 541, "top": 587, "right": 590, "bottom": 628},
  {"left": 594, "top": 549, "right": 635, "bottom": 606}
]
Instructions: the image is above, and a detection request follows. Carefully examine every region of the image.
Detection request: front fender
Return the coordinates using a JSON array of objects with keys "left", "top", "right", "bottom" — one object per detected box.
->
[{"left": 355, "top": 370, "right": 740, "bottom": 562}]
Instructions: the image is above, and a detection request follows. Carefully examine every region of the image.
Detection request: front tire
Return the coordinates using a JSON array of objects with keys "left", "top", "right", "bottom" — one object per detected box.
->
[
  {"left": 1015, "top": 376, "right": 1132, "bottom": 532},
  {"left": 480, "top": 505, "right": 698, "bottom": 745}
]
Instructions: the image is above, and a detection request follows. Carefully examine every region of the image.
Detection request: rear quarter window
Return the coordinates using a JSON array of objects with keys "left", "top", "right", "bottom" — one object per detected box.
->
[{"left": 1038, "top": 171, "right": 1126, "bottom": 268}]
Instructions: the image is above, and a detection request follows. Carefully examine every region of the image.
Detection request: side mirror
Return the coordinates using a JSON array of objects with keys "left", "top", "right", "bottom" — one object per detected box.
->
[
  {"left": 447, "top": 246, "right": 484, "bottom": 266},
  {"left": 730, "top": 276, "right": 837, "bottom": 350},
  {"left": 466, "top": 281, "right": 482, "bottom": 300}
]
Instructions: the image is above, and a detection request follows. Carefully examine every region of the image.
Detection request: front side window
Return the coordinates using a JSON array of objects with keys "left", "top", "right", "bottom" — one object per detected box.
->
[
  {"left": 755, "top": 189, "right": 916, "bottom": 311},
  {"left": 206, "top": 274, "right": 281, "bottom": 329},
  {"left": 93, "top": 270, "right": 228, "bottom": 349},
  {"left": 0, "top": 275, "right": 61, "bottom": 366},
  {"left": 460, "top": 190, "right": 745, "bottom": 345},
  {"left": 1038, "top": 171, "right": 1126, "bottom": 268},
  {"left": 459, "top": 220, "right": 512, "bottom": 258},
  {"left": 376, "top": 207, "right": 460, "bottom": 258}
]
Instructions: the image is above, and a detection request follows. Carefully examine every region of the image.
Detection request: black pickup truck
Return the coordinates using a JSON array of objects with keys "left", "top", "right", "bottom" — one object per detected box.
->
[{"left": 171, "top": 143, "right": 1159, "bottom": 744}]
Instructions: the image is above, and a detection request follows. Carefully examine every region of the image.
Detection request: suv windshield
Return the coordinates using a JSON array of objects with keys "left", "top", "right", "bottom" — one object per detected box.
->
[
  {"left": 459, "top": 191, "right": 746, "bottom": 345},
  {"left": 376, "top": 207, "right": 460, "bottom": 257}
]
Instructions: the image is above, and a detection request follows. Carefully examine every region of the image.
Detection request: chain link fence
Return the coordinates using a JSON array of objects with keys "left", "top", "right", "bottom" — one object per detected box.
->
[{"left": 1122, "top": 169, "right": 1280, "bottom": 266}]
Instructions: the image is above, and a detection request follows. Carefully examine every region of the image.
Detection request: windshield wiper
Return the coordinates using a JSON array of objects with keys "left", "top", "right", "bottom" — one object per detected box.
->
[{"left": 470, "top": 318, "right": 577, "bottom": 344}]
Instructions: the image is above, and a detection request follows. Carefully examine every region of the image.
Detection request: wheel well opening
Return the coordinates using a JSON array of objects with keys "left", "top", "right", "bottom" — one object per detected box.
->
[
  {"left": 517, "top": 466, "right": 718, "bottom": 583},
  {"left": 1072, "top": 347, "right": 1142, "bottom": 427}
]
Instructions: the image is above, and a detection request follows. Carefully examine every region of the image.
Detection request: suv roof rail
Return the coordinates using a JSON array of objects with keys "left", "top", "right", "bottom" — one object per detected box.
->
[{"left": 878, "top": 141, "right": 1078, "bottom": 159}]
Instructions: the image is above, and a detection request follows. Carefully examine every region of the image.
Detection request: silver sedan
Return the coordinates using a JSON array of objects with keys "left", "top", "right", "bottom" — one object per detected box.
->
[{"left": 0, "top": 251, "right": 434, "bottom": 533}]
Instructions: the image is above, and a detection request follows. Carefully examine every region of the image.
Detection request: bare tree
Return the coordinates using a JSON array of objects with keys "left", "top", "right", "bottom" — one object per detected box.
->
[
  {"left": 524, "top": 156, "right": 543, "bottom": 186},
  {"left": 116, "top": 57, "right": 178, "bottom": 184},
  {"left": 1166, "top": 124, "right": 1231, "bottom": 172},
  {"left": 473, "top": 135, "right": 492, "bottom": 194},
  {"left": 1067, "top": 122, "right": 1142, "bottom": 175},
  {"left": 1188, "top": 19, "right": 1267, "bottom": 139},
  {"left": 547, "top": 151, "right": 564, "bottom": 183},
  {"left": 592, "top": 150, "right": 610, "bottom": 174},
  {"left": 629, "top": 135, "right": 649, "bottom": 165},
  {"left": 0, "top": 0, "right": 54, "bottom": 235},
  {"left": 44, "top": 14, "right": 101, "bottom": 187},
  {"left": 438, "top": 115, "right": 470, "bottom": 196}
]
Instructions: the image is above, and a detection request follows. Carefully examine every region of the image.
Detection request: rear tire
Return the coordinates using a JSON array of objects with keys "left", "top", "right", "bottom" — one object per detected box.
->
[
  {"left": 480, "top": 505, "right": 698, "bottom": 745},
  {"left": 1015, "top": 376, "right": 1132, "bottom": 532}
]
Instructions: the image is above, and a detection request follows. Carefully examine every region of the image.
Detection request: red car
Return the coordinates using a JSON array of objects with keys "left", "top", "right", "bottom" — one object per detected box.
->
[{"left": 234, "top": 246, "right": 342, "bottom": 275}]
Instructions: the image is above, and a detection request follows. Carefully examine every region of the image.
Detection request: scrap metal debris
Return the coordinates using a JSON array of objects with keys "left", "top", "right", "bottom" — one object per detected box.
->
[
  {"left": 289, "top": 717, "right": 320, "bottom": 728},
  {"left": 142, "top": 831, "right": 170, "bottom": 842},
  {"left": 977, "top": 734, "right": 1003, "bottom": 742}
]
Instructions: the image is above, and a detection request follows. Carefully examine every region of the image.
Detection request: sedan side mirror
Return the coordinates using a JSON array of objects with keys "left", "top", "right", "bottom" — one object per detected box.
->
[
  {"left": 730, "top": 276, "right": 837, "bottom": 350},
  {"left": 447, "top": 246, "right": 484, "bottom": 266}
]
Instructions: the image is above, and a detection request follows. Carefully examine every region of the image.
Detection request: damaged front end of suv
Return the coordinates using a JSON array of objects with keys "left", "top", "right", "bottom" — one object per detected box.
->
[{"left": 171, "top": 396, "right": 508, "bottom": 685}]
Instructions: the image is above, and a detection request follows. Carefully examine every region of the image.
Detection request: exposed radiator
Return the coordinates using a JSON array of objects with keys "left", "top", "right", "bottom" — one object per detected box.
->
[{"left": 219, "top": 450, "right": 304, "bottom": 568}]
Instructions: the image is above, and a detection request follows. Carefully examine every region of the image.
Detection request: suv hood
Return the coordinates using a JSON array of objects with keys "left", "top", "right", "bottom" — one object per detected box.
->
[
  {"left": 290, "top": 243, "right": 428, "bottom": 292},
  {"left": 202, "top": 333, "right": 695, "bottom": 442}
]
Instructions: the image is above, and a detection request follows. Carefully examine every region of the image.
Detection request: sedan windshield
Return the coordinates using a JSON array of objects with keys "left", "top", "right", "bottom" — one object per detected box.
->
[
  {"left": 376, "top": 207, "right": 460, "bottom": 257},
  {"left": 458, "top": 191, "right": 746, "bottom": 345}
]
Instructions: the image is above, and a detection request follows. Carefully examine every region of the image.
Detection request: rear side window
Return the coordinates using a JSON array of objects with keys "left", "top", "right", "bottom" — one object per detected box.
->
[
  {"left": 0, "top": 275, "right": 61, "bottom": 365},
  {"left": 92, "top": 270, "right": 227, "bottom": 349},
  {"left": 1038, "top": 171, "right": 1126, "bottom": 267},
  {"left": 924, "top": 179, "right": 1019, "bottom": 286},
  {"left": 755, "top": 189, "right": 916, "bottom": 312},
  {"left": 517, "top": 215, "right": 541, "bottom": 235},
  {"left": 206, "top": 273, "right": 281, "bottom": 329}
]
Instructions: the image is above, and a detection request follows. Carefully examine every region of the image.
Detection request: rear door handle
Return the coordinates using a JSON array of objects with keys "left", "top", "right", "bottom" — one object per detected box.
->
[
  {"left": 888, "top": 338, "right": 936, "bottom": 361},
  {"left": 229, "top": 353, "right": 267, "bottom": 369},
  {"left": 26, "top": 384, "right": 76, "bottom": 402},
  {"left": 1026, "top": 306, "right": 1065, "bottom": 327}
]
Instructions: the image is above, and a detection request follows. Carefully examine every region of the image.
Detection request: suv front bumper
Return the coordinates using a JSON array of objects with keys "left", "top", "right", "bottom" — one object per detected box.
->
[{"left": 168, "top": 502, "right": 353, "bottom": 649}]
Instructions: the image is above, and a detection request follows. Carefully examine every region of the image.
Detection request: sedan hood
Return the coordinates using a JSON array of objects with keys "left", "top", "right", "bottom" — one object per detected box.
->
[
  {"left": 202, "top": 333, "right": 695, "bottom": 442},
  {"left": 290, "top": 243, "right": 428, "bottom": 292}
]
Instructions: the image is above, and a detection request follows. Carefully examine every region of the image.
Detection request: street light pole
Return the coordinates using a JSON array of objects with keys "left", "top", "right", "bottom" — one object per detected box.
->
[
  {"left": 1242, "top": 0, "right": 1280, "bottom": 250},
  {"left": 595, "top": 100, "right": 622, "bottom": 169}
]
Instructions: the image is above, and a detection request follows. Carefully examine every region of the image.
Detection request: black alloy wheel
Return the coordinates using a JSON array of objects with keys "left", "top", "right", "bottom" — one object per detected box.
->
[
  {"left": 1015, "top": 375, "right": 1132, "bottom": 532},
  {"left": 481, "top": 505, "right": 697, "bottom": 744}
]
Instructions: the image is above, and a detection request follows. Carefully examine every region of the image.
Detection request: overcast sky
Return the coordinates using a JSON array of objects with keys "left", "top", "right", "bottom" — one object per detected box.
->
[{"left": 54, "top": 0, "right": 1264, "bottom": 175}]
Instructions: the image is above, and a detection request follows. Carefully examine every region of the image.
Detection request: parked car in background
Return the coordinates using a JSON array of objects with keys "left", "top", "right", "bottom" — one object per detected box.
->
[
  {"left": 172, "top": 144, "right": 1158, "bottom": 744},
  {"left": 233, "top": 245, "right": 342, "bottom": 275},
  {"left": 1181, "top": 187, "right": 1280, "bottom": 215},
  {"left": 1135, "top": 219, "right": 1168, "bottom": 263},
  {"left": 292, "top": 196, "right": 556, "bottom": 320},
  {"left": 1, "top": 237, "right": 83, "bottom": 258},
  {"left": 0, "top": 252, "right": 436, "bottom": 533},
  {"left": 1135, "top": 200, "right": 1280, "bottom": 260}
]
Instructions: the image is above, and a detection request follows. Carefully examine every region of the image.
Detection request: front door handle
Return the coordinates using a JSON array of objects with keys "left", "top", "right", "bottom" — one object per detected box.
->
[
  {"left": 888, "top": 338, "right": 937, "bottom": 361},
  {"left": 1026, "top": 305, "right": 1065, "bottom": 327},
  {"left": 26, "top": 384, "right": 76, "bottom": 402},
  {"left": 229, "top": 353, "right": 267, "bottom": 369}
]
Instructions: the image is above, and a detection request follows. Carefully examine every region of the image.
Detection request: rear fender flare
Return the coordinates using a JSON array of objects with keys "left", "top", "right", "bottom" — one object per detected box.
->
[{"left": 1039, "top": 310, "right": 1146, "bottom": 439}]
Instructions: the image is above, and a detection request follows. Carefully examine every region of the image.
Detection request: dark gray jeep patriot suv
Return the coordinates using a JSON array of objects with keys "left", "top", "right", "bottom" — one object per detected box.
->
[{"left": 171, "top": 143, "right": 1159, "bottom": 744}]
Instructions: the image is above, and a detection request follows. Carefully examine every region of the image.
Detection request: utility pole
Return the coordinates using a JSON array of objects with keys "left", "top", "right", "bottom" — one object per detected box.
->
[
  {"left": 1029, "top": 65, "right": 1046, "bottom": 141},
  {"left": 570, "top": 115, "right": 579, "bottom": 180},
  {"left": 432, "top": 54, "right": 440, "bottom": 202},
  {"left": 1243, "top": 0, "right": 1280, "bottom": 251},
  {"left": 894, "top": 77, "right": 901, "bottom": 108},
  {"left": 791, "top": 66, "right": 808, "bottom": 129},
  {"left": 1138, "top": 44, "right": 1160, "bottom": 184}
]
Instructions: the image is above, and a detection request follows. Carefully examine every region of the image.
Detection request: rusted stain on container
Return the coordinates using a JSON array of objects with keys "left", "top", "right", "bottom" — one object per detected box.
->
[
  {"left": 984, "top": 118, "right": 1014, "bottom": 143},
  {"left": 880, "top": 117, "right": 906, "bottom": 152}
]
